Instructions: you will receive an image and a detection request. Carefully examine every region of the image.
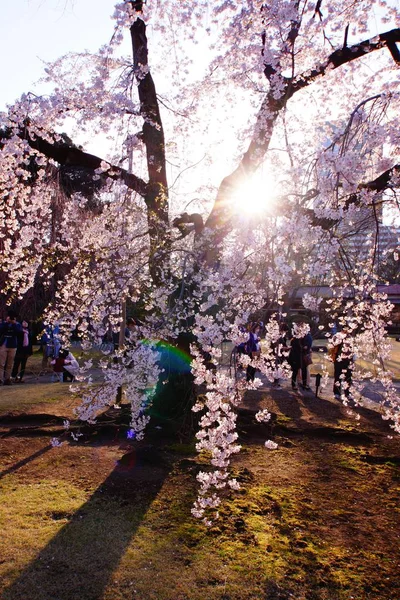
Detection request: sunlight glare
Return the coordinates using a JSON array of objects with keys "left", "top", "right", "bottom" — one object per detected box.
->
[{"left": 232, "top": 170, "right": 276, "bottom": 216}]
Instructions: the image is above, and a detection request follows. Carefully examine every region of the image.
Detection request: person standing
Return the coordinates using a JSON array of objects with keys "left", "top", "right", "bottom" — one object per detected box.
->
[
  {"left": 40, "top": 329, "right": 51, "bottom": 369},
  {"left": 12, "top": 320, "right": 33, "bottom": 382},
  {"left": 300, "top": 329, "right": 313, "bottom": 391},
  {"left": 288, "top": 335, "right": 303, "bottom": 390},
  {"left": 289, "top": 322, "right": 312, "bottom": 391},
  {"left": 246, "top": 323, "right": 261, "bottom": 382},
  {"left": 0, "top": 311, "right": 22, "bottom": 385}
]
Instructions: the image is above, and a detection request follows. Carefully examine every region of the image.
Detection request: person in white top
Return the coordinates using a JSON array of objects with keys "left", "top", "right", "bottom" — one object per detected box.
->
[{"left": 61, "top": 349, "right": 79, "bottom": 382}]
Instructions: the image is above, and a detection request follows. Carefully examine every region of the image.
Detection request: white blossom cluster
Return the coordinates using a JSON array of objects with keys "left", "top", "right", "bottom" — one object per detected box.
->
[
  {"left": 264, "top": 440, "right": 278, "bottom": 450},
  {"left": 1, "top": 0, "right": 400, "bottom": 525},
  {"left": 191, "top": 343, "right": 242, "bottom": 523},
  {"left": 302, "top": 294, "right": 322, "bottom": 314},
  {"left": 292, "top": 322, "right": 311, "bottom": 339},
  {"left": 255, "top": 409, "right": 272, "bottom": 423},
  {"left": 73, "top": 341, "right": 161, "bottom": 441}
]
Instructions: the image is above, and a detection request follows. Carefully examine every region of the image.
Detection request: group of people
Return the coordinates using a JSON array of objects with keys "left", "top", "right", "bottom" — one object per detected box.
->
[
  {"left": 239, "top": 319, "right": 352, "bottom": 398},
  {"left": 1, "top": 309, "right": 353, "bottom": 396},
  {"left": 0, "top": 311, "right": 79, "bottom": 385},
  {"left": 0, "top": 311, "right": 32, "bottom": 385},
  {"left": 40, "top": 326, "right": 62, "bottom": 370},
  {"left": 269, "top": 321, "right": 313, "bottom": 390},
  {"left": 239, "top": 320, "right": 313, "bottom": 389}
]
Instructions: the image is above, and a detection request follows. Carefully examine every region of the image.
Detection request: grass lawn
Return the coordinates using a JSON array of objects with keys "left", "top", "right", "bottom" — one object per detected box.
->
[
  {"left": 1, "top": 376, "right": 400, "bottom": 600},
  {"left": 0, "top": 349, "right": 77, "bottom": 415}
]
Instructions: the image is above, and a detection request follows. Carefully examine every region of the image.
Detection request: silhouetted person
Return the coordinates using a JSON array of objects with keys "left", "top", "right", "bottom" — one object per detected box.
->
[{"left": 0, "top": 311, "right": 22, "bottom": 385}]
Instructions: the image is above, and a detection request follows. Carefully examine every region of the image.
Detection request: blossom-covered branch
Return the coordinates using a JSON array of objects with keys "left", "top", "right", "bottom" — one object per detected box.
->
[
  {"left": 202, "top": 26, "right": 400, "bottom": 258},
  {"left": 292, "top": 28, "right": 400, "bottom": 92},
  {"left": 0, "top": 125, "right": 148, "bottom": 197}
]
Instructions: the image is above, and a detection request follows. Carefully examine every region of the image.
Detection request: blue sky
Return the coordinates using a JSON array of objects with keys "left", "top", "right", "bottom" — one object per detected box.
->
[{"left": 0, "top": 0, "right": 117, "bottom": 110}]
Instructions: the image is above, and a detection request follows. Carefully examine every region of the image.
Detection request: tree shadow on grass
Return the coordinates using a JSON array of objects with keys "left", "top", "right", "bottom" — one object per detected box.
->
[
  {"left": 0, "top": 443, "right": 53, "bottom": 480},
  {"left": 3, "top": 443, "right": 174, "bottom": 600},
  {"left": 268, "top": 384, "right": 388, "bottom": 439}
]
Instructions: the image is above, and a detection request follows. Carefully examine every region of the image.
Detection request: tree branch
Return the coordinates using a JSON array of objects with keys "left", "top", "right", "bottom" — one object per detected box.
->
[
  {"left": 0, "top": 125, "right": 149, "bottom": 197},
  {"left": 302, "top": 164, "right": 400, "bottom": 229},
  {"left": 292, "top": 28, "right": 400, "bottom": 92}
]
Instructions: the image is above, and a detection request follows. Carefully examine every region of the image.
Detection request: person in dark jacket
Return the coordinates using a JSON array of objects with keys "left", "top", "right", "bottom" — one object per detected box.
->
[
  {"left": 246, "top": 323, "right": 261, "bottom": 382},
  {"left": 289, "top": 323, "right": 313, "bottom": 391},
  {"left": 300, "top": 331, "right": 313, "bottom": 390},
  {"left": 0, "top": 311, "right": 23, "bottom": 385},
  {"left": 288, "top": 336, "right": 303, "bottom": 390},
  {"left": 51, "top": 349, "right": 73, "bottom": 382},
  {"left": 12, "top": 320, "right": 33, "bottom": 382}
]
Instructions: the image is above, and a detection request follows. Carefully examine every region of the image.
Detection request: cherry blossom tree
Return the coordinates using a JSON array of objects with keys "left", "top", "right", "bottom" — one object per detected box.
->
[{"left": 1, "top": 0, "right": 400, "bottom": 522}]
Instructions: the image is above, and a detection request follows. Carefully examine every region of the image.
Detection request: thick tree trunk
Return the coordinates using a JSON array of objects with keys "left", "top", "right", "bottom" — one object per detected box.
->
[{"left": 130, "top": 12, "right": 170, "bottom": 283}]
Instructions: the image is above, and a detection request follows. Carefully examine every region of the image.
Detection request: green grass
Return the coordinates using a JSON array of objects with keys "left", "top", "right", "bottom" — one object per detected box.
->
[
  {"left": 1, "top": 433, "right": 399, "bottom": 600},
  {"left": 1, "top": 344, "right": 400, "bottom": 599},
  {"left": 0, "top": 379, "right": 75, "bottom": 414},
  {"left": 0, "top": 346, "right": 104, "bottom": 414}
]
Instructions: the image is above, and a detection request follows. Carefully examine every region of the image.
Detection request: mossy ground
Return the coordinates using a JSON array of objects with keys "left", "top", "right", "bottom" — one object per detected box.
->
[{"left": 0, "top": 379, "right": 399, "bottom": 600}]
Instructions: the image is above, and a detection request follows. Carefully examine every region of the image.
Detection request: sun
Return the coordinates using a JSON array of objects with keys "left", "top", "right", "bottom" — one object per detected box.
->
[{"left": 231, "top": 170, "right": 277, "bottom": 216}]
